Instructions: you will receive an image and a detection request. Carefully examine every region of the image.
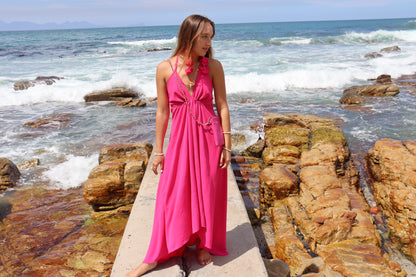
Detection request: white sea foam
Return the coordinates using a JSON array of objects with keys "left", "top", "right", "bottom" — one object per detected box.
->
[
  {"left": 43, "top": 154, "right": 98, "bottom": 189},
  {"left": 108, "top": 37, "right": 177, "bottom": 50},
  {"left": 1, "top": 71, "right": 147, "bottom": 106},
  {"left": 270, "top": 37, "right": 312, "bottom": 45}
]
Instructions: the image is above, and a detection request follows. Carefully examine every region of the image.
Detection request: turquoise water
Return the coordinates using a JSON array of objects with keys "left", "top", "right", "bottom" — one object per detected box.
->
[{"left": 1, "top": 18, "right": 416, "bottom": 189}]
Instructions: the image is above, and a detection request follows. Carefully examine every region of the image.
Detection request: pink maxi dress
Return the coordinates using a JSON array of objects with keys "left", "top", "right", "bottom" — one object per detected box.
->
[{"left": 142, "top": 57, "right": 228, "bottom": 264}]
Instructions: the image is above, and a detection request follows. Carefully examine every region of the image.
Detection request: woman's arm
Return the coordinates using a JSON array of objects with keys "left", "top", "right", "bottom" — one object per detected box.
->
[
  {"left": 152, "top": 60, "right": 170, "bottom": 174},
  {"left": 211, "top": 59, "right": 231, "bottom": 169}
]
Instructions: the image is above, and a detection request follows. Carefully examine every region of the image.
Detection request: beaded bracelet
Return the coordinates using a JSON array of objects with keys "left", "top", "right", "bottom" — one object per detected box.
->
[
  {"left": 154, "top": 153, "right": 164, "bottom": 156},
  {"left": 223, "top": 147, "right": 231, "bottom": 152}
]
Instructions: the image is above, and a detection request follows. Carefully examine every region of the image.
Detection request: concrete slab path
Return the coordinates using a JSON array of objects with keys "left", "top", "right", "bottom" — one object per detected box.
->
[{"left": 111, "top": 137, "right": 267, "bottom": 277}]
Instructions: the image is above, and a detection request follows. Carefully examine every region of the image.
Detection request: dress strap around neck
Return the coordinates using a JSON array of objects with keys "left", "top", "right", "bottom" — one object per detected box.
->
[{"left": 168, "top": 56, "right": 179, "bottom": 74}]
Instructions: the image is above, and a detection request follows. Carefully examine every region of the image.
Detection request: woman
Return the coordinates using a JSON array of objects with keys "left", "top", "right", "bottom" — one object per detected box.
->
[{"left": 126, "top": 14, "right": 231, "bottom": 277}]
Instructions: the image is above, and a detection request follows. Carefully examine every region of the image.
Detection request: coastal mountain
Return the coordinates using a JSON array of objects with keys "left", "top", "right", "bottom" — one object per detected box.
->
[{"left": 0, "top": 20, "right": 98, "bottom": 31}]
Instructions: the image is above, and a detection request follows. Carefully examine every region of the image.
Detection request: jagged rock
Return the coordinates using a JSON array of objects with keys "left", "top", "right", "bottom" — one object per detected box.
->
[
  {"left": 241, "top": 138, "right": 265, "bottom": 158},
  {"left": 259, "top": 113, "right": 405, "bottom": 276},
  {"left": 17, "top": 158, "right": 40, "bottom": 170},
  {"left": 343, "top": 84, "right": 399, "bottom": 97},
  {"left": 376, "top": 74, "right": 392, "bottom": 84},
  {"left": 83, "top": 142, "right": 152, "bottom": 211},
  {"left": 366, "top": 138, "right": 416, "bottom": 262},
  {"left": 14, "top": 76, "right": 63, "bottom": 91},
  {"left": 115, "top": 98, "right": 146, "bottom": 107},
  {"left": 84, "top": 88, "right": 138, "bottom": 102},
  {"left": 231, "top": 133, "right": 246, "bottom": 148},
  {"left": 259, "top": 164, "right": 298, "bottom": 201},
  {"left": 0, "top": 187, "right": 128, "bottom": 276},
  {"left": 365, "top": 52, "right": 383, "bottom": 59},
  {"left": 0, "top": 158, "right": 21, "bottom": 190},
  {"left": 23, "top": 113, "right": 72, "bottom": 129},
  {"left": 381, "top": 45, "right": 401, "bottom": 52},
  {"left": 339, "top": 91, "right": 365, "bottom": 105}
]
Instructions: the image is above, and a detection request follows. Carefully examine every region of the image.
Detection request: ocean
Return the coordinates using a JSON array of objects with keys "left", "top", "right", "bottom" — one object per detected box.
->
[{"left": 1, "top": 18, "right": 416, "bottom": 190}]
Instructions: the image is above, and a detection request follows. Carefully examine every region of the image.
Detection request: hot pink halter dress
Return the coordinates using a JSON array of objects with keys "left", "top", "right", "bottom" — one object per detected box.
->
[{"left": 142, "top": 57, "right": 228, "bottom": 264}]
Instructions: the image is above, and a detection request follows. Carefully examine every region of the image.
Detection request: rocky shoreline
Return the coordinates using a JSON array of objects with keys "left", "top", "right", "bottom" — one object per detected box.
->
[{"left": 1, "top": 70, "right": 416, "bottom": 276}]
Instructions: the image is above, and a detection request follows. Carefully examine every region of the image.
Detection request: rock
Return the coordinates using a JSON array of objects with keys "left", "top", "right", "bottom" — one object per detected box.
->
[
  {"left": 17, "top": 158, "right": 40, "bottom": 170},
  {"left": 0, "top": 187, "right": 128, "bottom": 276},
  {"left": 14, "top": 76, "right": 63, "bottom": 91},
  {"left": 23, "top": 113, "right": 72, "bottom": 129},
  {"left": 366, "top": 138, "right": 416, "bottom": 262},
  {"left": 0, "top": 158, "right": 21, "bottom": 190},
  {"left": 260, "top": 164, "right": 298, "bottom": 201},
  {"left": 339, "top": 91, "right": 365, "bottom": 105},
  {"left": 376, "top": 74, "right": 392, "bottom": 84},
  {"left": 114, "top": 98, "right": 146, "bottom": 107},
  {"left": 84, "top": 88, "right": 139, "bottom": 102},
  {"left": 259, "top": 113, "right": 404, "bottom": 276},
  {"left": 98, "top": 142, "right": 152, "bottom": 165},
  {"left": 84, "top": 142, "right": 152, "bottom": 211},
  {"left": 263, "top": 258, "right": 290, "bottom": 277},
  {"left": 364, "top": 52, "right": 383, "bottom": 59},
  {"left": 381, "top": 45, "right": 401, "bottom": 52},
  {"left": 146, "top": 47, "right": 172, "bottom": 52},
  {"left": 343, "top": 84, "right": 399, "bottom": 97},
  {"left": 241, "top": 138, "right": 265, "bottom": 158},
  {"left": 231, "top": 133, "right": 246, "bottom": 148}
]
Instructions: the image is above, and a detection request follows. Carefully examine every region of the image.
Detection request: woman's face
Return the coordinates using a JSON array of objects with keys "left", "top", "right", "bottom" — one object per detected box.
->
[{"left": 192, "top": 22, "right": 213, "bottom": 57}]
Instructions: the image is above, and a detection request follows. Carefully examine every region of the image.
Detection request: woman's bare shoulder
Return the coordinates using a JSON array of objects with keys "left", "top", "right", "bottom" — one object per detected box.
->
[{"left": 208, "top": 58, "right": 224, "bottom": 76}]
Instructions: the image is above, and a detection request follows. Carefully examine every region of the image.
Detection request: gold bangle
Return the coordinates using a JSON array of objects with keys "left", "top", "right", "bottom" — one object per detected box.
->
[
  {"left": 223, "top": 131, "right": 231, "bottom": 134},
  {"left": 223, "top": 147, "right": 231, "bottom": 152},
  {"left": 154, "top": 153, "right": 164, "bottom": 156}
]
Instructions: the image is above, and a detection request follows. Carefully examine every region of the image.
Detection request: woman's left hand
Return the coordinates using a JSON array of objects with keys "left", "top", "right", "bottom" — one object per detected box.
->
[{"left": 219, "top": 148, "right": 231, "bottom": 169}]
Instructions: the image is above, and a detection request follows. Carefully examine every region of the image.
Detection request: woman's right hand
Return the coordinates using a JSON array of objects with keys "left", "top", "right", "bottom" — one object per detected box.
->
[{"left": 152, "top": 155, "right": 165, "bottom": 175}]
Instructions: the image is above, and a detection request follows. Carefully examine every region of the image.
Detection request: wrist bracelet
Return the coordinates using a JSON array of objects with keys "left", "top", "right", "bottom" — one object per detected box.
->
[
  {"left": 223, "top": 147, "right": 231, "bottom": 152},
  {"left": 154, "top": 153, "right": 164, "bottom": 156},
  {"left": 223, "top": 131, "right": 231, "bottom": 134}
]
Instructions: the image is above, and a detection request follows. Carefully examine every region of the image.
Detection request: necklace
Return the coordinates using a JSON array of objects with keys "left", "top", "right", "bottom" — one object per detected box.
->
[{"left": 187, "top": 67, "right": 199, "bottom": 88}]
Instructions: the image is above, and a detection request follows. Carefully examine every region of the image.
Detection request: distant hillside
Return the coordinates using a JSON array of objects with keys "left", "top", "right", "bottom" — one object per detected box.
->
[{"left": 0, "top": 21, "right": 98, "bottom": 31}]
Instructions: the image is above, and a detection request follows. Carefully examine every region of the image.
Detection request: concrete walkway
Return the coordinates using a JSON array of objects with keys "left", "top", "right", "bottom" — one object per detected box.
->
[{"left": 111, "top": 138, "right": 268, "bottom": 277}]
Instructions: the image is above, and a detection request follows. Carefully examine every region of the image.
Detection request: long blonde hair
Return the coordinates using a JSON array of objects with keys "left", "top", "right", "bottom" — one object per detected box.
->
[{"left": 172, "top": 14, "right": 215, "bottom": 59}]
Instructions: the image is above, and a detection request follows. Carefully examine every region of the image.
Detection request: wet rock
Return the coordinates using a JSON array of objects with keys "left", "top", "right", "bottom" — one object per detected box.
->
[
  {"left": 241, "top": 138, "right": 265, "bottom": 158},
  {"left": 17, "top": 158, "right": 40, "bottom": 170},
  {"left": 231, "top": 133, "right": 246, "bottom": 148},
  {"left": 0, "top": 187, "right": 128, "bottom": 276},
  {"left": 365, "top": 52, "right": 383, "bottom": 59},
  {"left": 259, "top": 164, "right": 298, "bottom": 201},
  {"left": 366, "top": 138, "right": 416, "bottom": 262},
  {"left": 84, "top": 88, "right": 139, "bottom": 102},
  {"left": 339, "top": 91, "right": 365, "bottom": 105},
  {"left": 376, "top": 74, "right": 392, "bottom": 84},
  {"left": 114, "top": 97, "right": 146, "bottom": 107},
  {"left": 381, "top": 45, "right": 401, "bottom": 53},
  {"left": 13, "top": 76, "right": 63, "bottom": 91},
  {"left": 343, "top": 84, "right": 399, "bottom": 97},
  {"left": 84, "top": 142, "right": 152, "bottom": 211},
  {"left": 23, "top": 113, "right": 72, "bottom": 129},
  {"left": 259, "top": 113, "right": 405, "bottom": 276},
  {"left": 0, "top": 158, "right": 21, "bottom": 190}
]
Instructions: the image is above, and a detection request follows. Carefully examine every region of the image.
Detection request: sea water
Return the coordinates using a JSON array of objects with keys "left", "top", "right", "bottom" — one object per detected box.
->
[{"left": 1, "top": 18, "right": 416, "bottom": 189}]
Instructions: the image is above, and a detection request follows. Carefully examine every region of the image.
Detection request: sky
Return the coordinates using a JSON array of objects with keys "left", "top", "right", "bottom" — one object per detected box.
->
[{"left": 1, "top": 0, "right": 415, "bottom": 27}]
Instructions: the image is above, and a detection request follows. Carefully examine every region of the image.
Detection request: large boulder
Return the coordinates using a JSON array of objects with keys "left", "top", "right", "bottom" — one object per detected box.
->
[
  {"left": 259, "top": 113, "right": 405, "bottom": 276},
  {"left": 0, "top": 158, "right": 21, "bottom": 190},
  {"left": 14, "top": 76, "right": 63, "bottom": 91},
  {"left": 343, "top": 84, "right": 400, "bottom": 97},
  {"left": 339, "top": 91, "right": 365, "bottom": 105},
  {"left": 84, "top": 88, "right": 138, "bottom": 102},
  {"left": 83, "top": 142, "right": 152, "bottom": 211},
  {"left": 366, "top": 138, "right": 416, "bottom": 262}
]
